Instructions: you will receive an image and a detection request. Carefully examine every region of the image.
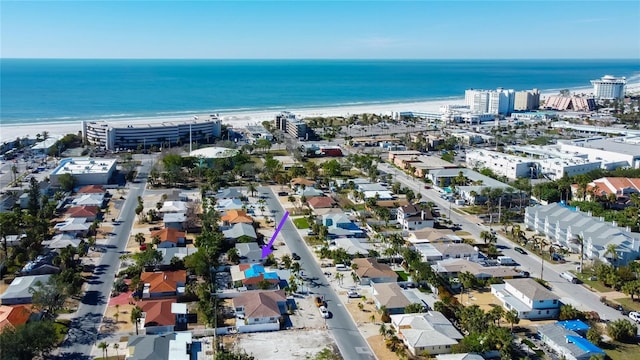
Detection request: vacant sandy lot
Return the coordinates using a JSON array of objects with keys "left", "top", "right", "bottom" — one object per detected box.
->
[{"left": 228, "top": 329, "right": 336, "bottom": 360}]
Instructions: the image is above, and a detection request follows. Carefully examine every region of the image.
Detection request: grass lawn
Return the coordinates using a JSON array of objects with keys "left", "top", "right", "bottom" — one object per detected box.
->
[
  {"left": 396, "top": 271, "right": 409, "bottom": 281},
  {"left": 460, "top": 206, "right": 488, "bottom": 215},
  {"left": 615, "top": 297, "right": 640, "bottom": 312},
  {"left": 304, "top": 236, "right": 326, "bottom": 247},
  {"left": 53, "top": 320, "right": 70, "bottom": 345},
  {"left": 292, "top": 218, "right": 310, "bottom": 229},
  {"left": 573, "top": 271, "right": 613, "bottom": 293},
  {"left": 455, "top": 231, "right": 471, "bottom": 236},
  {"left": 603, "top": 341, "right": 640, "bottom": 360}
]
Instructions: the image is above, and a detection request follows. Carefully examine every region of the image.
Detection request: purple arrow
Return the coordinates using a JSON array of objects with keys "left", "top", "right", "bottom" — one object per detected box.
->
[{"left": 262, "top": 211, "right": 289, "bottom": 258}]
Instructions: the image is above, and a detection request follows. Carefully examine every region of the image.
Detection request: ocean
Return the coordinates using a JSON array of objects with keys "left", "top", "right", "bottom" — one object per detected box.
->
[{"left": 1, "top": 59, "right": 639, "bottom": 125}]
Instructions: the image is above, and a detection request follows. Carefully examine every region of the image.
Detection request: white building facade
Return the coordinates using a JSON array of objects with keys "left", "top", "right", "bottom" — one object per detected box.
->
[
  {"left": 83, "top": 115, "right": 222, "bottom": 150},
  {"left": 50, "top": 158, "right": 117, "bottom": 186},
  {"left": 466, "top": 149, "right": 533, "bottom": 179},
  {"left": 465, "top": 88, "right": 515, "bottom": 115},
  {"left": 590, "top": 75, "right": 626, "bottom": 100}
]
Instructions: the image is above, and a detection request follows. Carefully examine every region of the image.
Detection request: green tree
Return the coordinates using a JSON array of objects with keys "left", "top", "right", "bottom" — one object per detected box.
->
[
  {"left": 607, "top": 319, "right": 638, "bottom": 342},
  {"left": 131, "top": 306, "right": 143, "bottom": 335},
  {"left": 322, "top": 159, "right": 342, "bottom": 177},
  {"left": 586, "top": 325, "right": 602, "bottom": 346},
  {"left": 404, "top": 303, "right": 424, "bottom": 313},
  {"left": 29, "top": 277, "right": 67, "bottom": 316},
  {"left": 559, "top": 304, "right": 586, "bottom": 321},
  {"left": 504, "top": 309, "right": 520, "bottom": 332},
  {"left": 0, "top": 320, "right": 58, "bottom": 360},
  {"left": 57, "top": 173, "right": 77, "bottom": 192},
  {"left": 98, "top": 341, "right": 109, "bottom": 359},
  {"left": 227, "top": 247, "right": 240, "bottom": 264}
]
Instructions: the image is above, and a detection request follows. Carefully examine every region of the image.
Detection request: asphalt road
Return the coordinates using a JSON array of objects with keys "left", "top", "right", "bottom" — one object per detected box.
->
[
  {"left": 54, "top": 157, "right": 154, "bottom": 359},
  {"left": 258, "top": 186, "right": 377, "bottom": 360},
  {"left": 378, "top": 162, "right": 627, "bottom": 323}
]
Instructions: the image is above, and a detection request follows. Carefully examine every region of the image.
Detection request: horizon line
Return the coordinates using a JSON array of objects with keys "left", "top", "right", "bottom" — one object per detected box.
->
[{"left": 2, "top": 57, "right": 639, "bottom": 61}]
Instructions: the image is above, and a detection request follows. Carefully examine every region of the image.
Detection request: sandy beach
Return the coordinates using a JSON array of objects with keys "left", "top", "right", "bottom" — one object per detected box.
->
[{"left": 2, "top": 82, "right": 639, "bottom": 142}]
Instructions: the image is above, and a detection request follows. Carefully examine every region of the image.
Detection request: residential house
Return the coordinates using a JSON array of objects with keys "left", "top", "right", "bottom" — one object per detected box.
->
[
  {"left": 223, "top": 223, "right": 258, "bottom": 243},
  {"left": 433, "top": 259, "right": 520, "bottom": 280},
  {"left": 0, "top": 305, "right": 33, "bottom": 332},
  {"left": 397, "top": 204, "right": 434, "bottom": 232},
  {"left": 330, "top": 238, "right": 374, "bottom": 256},
  {"left": 571, "top": 177, "right": 640, "bottom": 204},
  {"left": 0, "top": 275, "right": 52, "bottom": 305},
  {"left": 216, "top": 198, "right": 245, "bottom": 212},
  {"left": 151, "top": 228, "right": 186, "bottom": 248},
  {"left": 77, "top": 184, "right": 106, "bottom": 194},
  {"left": 71, "top": 193, "right": 106, "bottom": 207},
  {"left": 491, "top": 278, "right": 560, "bottom": 320},
  {"left": 65, "top": 205, "right": 99, "bottom": 221},
  {"left": 538, "top": 323, "right": 605, "bottom": 360},
  {"left": 127, "top": 332, "right": 199, "bottom": 360},
  {"left": 372, "top": 283, "right": 412, "bottom": 314},
  {"left": 307, "top": 197, "right": 336, "bottom": 210},
  {"left": 372, "top": 199, "right": 410, "bottom": 217},
  {"left": 163, "top": 212, "right": 186, "bottom": 230},
  {"left": 157, "top": 248, "right": 194, "bottom": 270},
  {"left": 53, "top": 217, "right": 90, "bottom": 236},
  {"left": 290, "top": 178, "right": 316, "bottom": 189},
  {"left": 416, "top": 243, "right": 479, "bottom": 264},
  {"left": 233, "top": 290, "right": 286, "bottom": 332},
  {"left": 139, "top": 300, "right": 188, "bottom": 335},
  {"left": 230, "top": 264, "right": 280, "bottom": 290},
  {"left": 390, "top": 312, "right": 463, "bottom": 356},
  {"left": 158, "top": 201, "right": 187, "bottom": 217},
  {"left": 322, "top": 213, "right": 365, "bottom": 239},
  {"left": 140, "top": 270, "right": 187, "bottom": 299},
  {"left": 220, "top": 210, "right": 254, "bottom": 228},
  {"left": 236, "top": 242, "right": 264, "bottom": 264},
  {"left": 436, "top": 354, "right": 484, "bottom": 360},
  {"left": 407, "top": 229, "right": 462, "bottom": 245},
  {"left": 2, "top": 234, "right": 26, "bottom": 248},
  {"left": 20, "top": 252, "right": 60, "bottom": 276},
  {"left": 296, "top": 187, "right": 324, "bottom": 198},
  {"left": 43, "top": 233, "right": 82, "bottom": 250},
  {"left": 352, "top": 258, "right": 398, "bottom": 285},
  {"left": 215, "top": 188, "right": 245, "bottom": 200}
]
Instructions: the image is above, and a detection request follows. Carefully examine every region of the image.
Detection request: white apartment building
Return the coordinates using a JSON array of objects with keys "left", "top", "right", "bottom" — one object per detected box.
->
[
  {"left": 83, "top": 115, "right": 222, "bottom": 151},
  {"left": 514, "top": 89, "right": 540, "bottom": 111},
  {"left": 558, "top": 136, "right": 640, "bottom": 169},
  {"left": 465, "top": 88, "right": 515, "bottom": 115},
  {"left": 50, "top": 157, "right": 117, "bottom": 186},
  {"left": 467, "top": 149, "right": 601, "bottom": 180},
  {"left": 525, "top": 203, "right": 640, "bottom": 265},
  {"left": 591, "top": 75, "right": 626, "bottom": 100},
  {"left": 466, "top": 149, "right": 533, "bottom": 179}
]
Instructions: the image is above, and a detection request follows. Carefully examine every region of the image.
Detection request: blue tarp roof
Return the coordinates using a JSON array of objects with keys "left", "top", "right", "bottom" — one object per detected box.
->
[
  {"left": 566, "top": 336, "right": 605, "bottom": 354},
  {"left": 557, "top": 320, "right": 590, "bottom": 332}
]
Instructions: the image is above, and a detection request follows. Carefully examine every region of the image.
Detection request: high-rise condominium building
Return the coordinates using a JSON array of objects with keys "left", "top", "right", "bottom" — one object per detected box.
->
[
  {"left": 464, "top": 88, "right": 515, "bottom": 115},
  {"left": 514, "top": 89, "right": 540, "bottom": 111},
  {"left": 591, "top": 75, "right": 626, "bottom": 100}
]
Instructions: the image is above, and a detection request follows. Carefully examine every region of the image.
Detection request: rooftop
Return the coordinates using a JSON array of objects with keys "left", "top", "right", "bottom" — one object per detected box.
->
[{"left": 51, "top": 158, "right": 116, "bottom": 176}]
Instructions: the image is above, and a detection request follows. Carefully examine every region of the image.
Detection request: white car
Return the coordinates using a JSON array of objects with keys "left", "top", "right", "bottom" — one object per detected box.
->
[
  {"left": 319, "top": 306, "right": 330, "bottom": 319},
  {"left": 629, "top": 311, "right": 640, "bottom": 323}
]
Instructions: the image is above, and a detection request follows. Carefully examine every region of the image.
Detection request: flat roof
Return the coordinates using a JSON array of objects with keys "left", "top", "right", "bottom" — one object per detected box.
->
[
  {"left": 561, "top": 136, "right": 640, "bottom": 156},
  {"left": 51, "top": 158, "right": 116, "bottom": 176},
  {"left": 189, "top": 147, "right": 239, "bottom": 159}
]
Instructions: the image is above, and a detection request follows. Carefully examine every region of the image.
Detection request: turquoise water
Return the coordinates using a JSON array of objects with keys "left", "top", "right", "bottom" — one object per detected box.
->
[{"left": 1, "top": 59, "right": 638, "bottom": 125}]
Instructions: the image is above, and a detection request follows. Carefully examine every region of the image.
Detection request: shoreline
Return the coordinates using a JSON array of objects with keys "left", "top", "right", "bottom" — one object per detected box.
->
[{"left": 2, "top": 82, "right": 639, "bottom": 143}]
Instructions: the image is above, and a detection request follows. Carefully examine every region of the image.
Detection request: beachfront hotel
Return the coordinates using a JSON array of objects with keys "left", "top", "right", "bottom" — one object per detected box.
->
[
  {"left": 82, "top": 115, "right": 222, "bottom": 151},
  {"left": 514, "top": 89, "right": 540, "bottom": 111},
  {"left": 591, "top": 75, "right": 626, "bottom": 100}
]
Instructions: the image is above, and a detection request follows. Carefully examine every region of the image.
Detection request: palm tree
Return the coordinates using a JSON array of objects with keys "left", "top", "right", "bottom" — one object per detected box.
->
[
  {"left": 113, "top": 343, "right": 120, "bottom": 358},
  {"left": 131, "top": 306, "right": 143, "bottom": 335},
  {"left": 379, "top": 323, "right": 388, "bottom": 338},
  {"left": 572, "top": 235, "right": 585, "bottom": 273},
  {"left": 504, "top": 309, "right": 520, "bottom": 332},
  {"left": 334, "top": 272, "right": 344, "bottom": 286},
  {"left": 98, "top": 341, "right": 109, "bottom": 359},
  {"left": 604, "top": 243, "right": 619, "bottom": 267},
  {"left": 247, "top": 182, "right": 257, "bottom": 197}
]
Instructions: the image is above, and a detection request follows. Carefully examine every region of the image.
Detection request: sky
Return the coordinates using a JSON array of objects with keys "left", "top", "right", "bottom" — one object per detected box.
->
[{"left": 1, "top": 1, "right": 639, "bottom": 59}]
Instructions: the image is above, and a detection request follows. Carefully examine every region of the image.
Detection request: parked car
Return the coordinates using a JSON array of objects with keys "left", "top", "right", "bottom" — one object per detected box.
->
[
  {"left": 514, "top": 247, "right": 528, "bottom": 255},
  {"left": 347, "top": 290, "right": 360, "bottom": 298},
  {"left": 292, "top": 253, "right": 301, "bottom": 260},
  {"left": 315, "top": 296, "right": 324, "bottom": 307},
  {"left": 629, "top": 311, "right": 640, "bottom": 323},
  {"left": 319, "top": 306, "right": 330, "bottom": 318}
]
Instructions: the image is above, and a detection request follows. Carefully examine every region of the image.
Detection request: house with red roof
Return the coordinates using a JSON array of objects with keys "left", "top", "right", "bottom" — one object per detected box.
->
[
  {"left": 65, "top": 205, "right": 100, "bottom": 221},
  {"left": 140, "top": 270, "right": 187, "bottom": 299},
  {"left": 150, "top": 228, "right": 186, "bottom": 248},
  {"left": 307, "top": 196, "right": 336, "bottom": 210},
  {"left": 231, "top": 264, "right": 280, "bottom": 290},
  {"left": 139, "top": 299, "right": 188, "bottom": 335},
  {"left": 0, "top": 305, "right": 33, "bottom": 332},
  {"left": 571, "top": 177, "right": 640, "bottom": 206},
  {"left": 77, "top": 185, "right": 106, "bottom": 194},
  {"left": 220, "top": 210, "right": 254, "bottom": 228}
]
